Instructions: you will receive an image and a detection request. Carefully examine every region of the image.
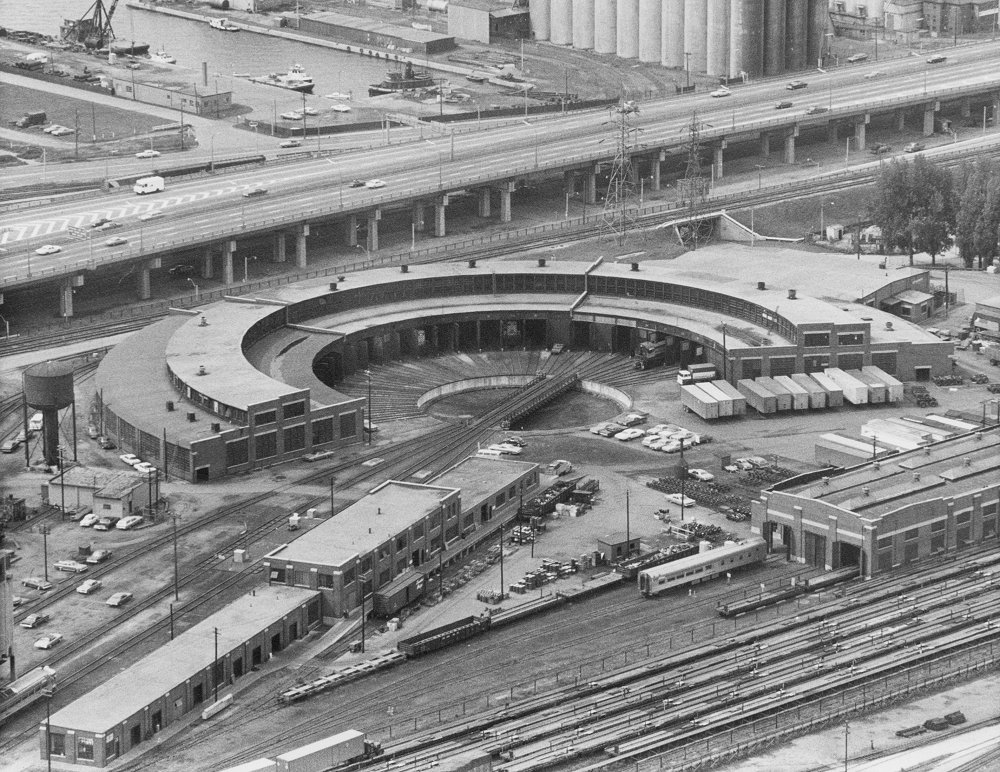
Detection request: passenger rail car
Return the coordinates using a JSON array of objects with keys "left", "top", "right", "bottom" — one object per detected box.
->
[
  {"left": 638, "top": 539, "right": 767, "bottom": 598},
  {"left": 0, "top": 666, "right": 56, "bottom": 726}
]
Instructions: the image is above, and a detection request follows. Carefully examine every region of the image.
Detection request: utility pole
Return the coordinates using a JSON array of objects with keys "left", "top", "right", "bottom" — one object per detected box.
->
[
  {"left": 213, "top": 627, "right": 220, "bottom": 703},
  {"left": 499, "top": 520, "right": 505, "bottom": 594},
  {"left": 625, "top": 488, "right": 630, "bottom": 558},
  {"left": 40, "top": 525, "right": 50, "bottom": 581},
  {"left": 602, "top": 94, "right": 639, "bottom": 246}
]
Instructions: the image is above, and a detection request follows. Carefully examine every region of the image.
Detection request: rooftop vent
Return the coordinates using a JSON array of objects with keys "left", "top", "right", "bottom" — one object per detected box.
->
[
  {"left": 913, "top": 472, "right": 921, "bottom": 482},
  {"left": 186, "top": 412, "right": 197, "bottom": 422},
  {"left": 964, "top": 457, "right": 972, "bottom": 467},
  {"left": 885, "top": 321, "right": 894, "bottom": 330},
  {"left": 329, "top": 282, "right": 338, "bottom": 291},
  {"left": 757, "top": 281, "right": 766, "bottom": 291},
  {"left": 468, "top": 259, "right": 477, "bottom": 268},
  {"left": 199, "top": 316, "right": 208, "bottom": 326},
  {"left": 822, "top": 476, "right": 830, "bottom": 486},
  {"left": 873, "top": 460, "right": 880, "bottom": 470},
  {"left": 211, "top": 422, "right": 221, "bottom": 433},
  {"left": 400, "top": 264, "right": 409, "bottom": 273},
  {"left": 338, "top": 275, "right": 345, "bottom": 282},
  {"left": 788, "top": 289, "right": 797, "bottom": 300},
  {"left": 166, "top": 401, "right": 175, "bottom": 412},
  {"left": 862, "top": 486, "right": 871, "bottom": 496},
  {"left": 197, "top": 365, "right": 207, "bottom": 376},
  {"left": 631, "top": 262, "right": 640, "bottom": 272},
  {"left": 538, "top": 258, "right": 546, "bottom": 267}
]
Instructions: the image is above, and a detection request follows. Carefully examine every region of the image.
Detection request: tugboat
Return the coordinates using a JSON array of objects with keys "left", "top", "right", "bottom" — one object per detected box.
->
[
  {"left": 149, "top": 50, "right": 177, "bottom": 64},
  {"left": 248, "top": 64, "right": 315, "bottom": 94},
  {"left": 209, "top": 18, "right": 240, "bottom": 31},
  {"left": 368, "top": 62, "right": 435, "bottom": 96}
]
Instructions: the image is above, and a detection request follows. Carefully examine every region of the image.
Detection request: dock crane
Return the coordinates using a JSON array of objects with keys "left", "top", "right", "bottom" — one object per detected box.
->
[{"left": 61, "top": 0, "right": 120, "bottom": 49}]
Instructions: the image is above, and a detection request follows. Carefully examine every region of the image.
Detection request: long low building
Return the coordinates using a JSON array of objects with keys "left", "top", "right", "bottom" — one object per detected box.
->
[
  {"left": 752, "top": 426, "right": 1000, "bottom": 576},
  {"left": 42, "top": 586, "right": 319, "bottom": 767},
  {"left": 94, "top": 252, "right": 952, "bottom": 482}
]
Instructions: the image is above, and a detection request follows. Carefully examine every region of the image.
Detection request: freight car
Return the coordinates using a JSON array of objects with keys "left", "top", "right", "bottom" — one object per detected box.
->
[
  {"left": 216, "top": 730, "right": 382, "bottom": 772},
  {"left": 0, "top": 666, "right": 56, "bottom": 726},
  {"left": 398, "top": 615, "right": 491, "bottom": 657},
  {"left": 717, "top": 585, "right": 805, "bottom": 617},
  {"left": 803, "top": 565, "right": 862, "bottom": 592},
  {"left": 637, "top": 539, "right": 766, "bottom": 598},
  {"left": 616, "top": 544, "right": 699, "bottom": 580}
]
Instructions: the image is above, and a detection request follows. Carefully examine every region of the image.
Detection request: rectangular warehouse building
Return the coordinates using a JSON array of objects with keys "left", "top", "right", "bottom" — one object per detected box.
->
[
  {"left": 42, "top": 586, "right": 318, "bottom": 767},
  {"left": 754, "top": 426, "right": 1000, "bottom": 577}
]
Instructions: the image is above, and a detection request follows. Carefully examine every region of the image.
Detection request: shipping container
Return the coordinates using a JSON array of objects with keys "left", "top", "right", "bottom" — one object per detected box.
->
[
  {"left": 275, "top": 730, "right": 365, "bottom": 772},
  {"left": 709, "top": 379, "right": 747, "bottom": 415},
  {"left": 680, "top": 384, "right": 720, "bottom": 420},
  {"left": 773, "top": 375, "right": 810, "bottom": 410},
  {"left": 373, "top": 569, "right": 425, "bottom": 618},
  {"left": 755, "top": 377, "right": 793, "bottom": 411},
  {"left": 737, "top": 379, "right": 778, "bottom": 414},
  {"left": 850, "top": 369, "right": 887, "bottom": 404},
  {"left": 808, "top": 372, "right": 844, "bottom": 407},
  {"left": 790, "top": 373, "right": 827, "bottom": 409},
  {"left": 863, "top": 365, "right": 905, "bottom": 403},
  {"left": 823, "top": 368, "right": 869, "bottom": 405},
  {"left": 697, "top": 381, "right": 733, "bottom": 417}
]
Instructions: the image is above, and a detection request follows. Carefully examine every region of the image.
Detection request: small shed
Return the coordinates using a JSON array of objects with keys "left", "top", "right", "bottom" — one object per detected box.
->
[
  {"left": 973, "top": 295, "right": 1000, "bottom": 338},
  {"left": 47, "top": 466, "right": 151, "bottom": 519},
  {"left": 598, "top": 532, "right": 640, "bottom": 562},
  {"left": 880, "top": 289, "right": 935, "bottom": 324},
  {"left": 447, "top": 0, "right": 530, "bottom": 43}
]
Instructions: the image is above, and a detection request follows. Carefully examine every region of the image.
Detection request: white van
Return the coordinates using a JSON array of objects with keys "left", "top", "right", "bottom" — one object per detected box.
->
[
  {"left": 134, "top": 176, "right": 165, "bottom": 195},
  {"left": 28, "top": 412, "right": 43, "bottom": 433}
]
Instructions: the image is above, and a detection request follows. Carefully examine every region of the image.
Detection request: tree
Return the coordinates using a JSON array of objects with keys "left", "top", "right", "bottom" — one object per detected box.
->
[
  {"left": 908, "top": 156, "right": 954, "bottom": 265},
  {"left": 954, "top": 158, "right": 985, "bottom": 268},
  {"left": 974, "top": 168, "right": 1000, "bottom": 270},
  {"left": 868, "top": 159, "right": 914, "bottom": 258}
]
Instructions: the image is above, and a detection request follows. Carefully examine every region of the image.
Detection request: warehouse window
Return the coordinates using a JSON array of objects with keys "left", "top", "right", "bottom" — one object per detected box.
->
[
  {"left": 379, "top": 568, "right": 391, "bottom": 585},
  {"left": 283, "top": 424, "right": 306, "bottom": 452},
  {"left": 838, "top": 332, "right": 865, "bottom": 346},
  {"left": 931, "top": 520, "right": 945, "bottom": 532},
  {"left": 871, "top": 352, "right": 897, "bottom": 374},
  {"left": 49, "top": 734, "right": 65, "bottom": 757},
  {"left": 77, "top": 738, "right": 94, "bottom": 761},
  {"left": 984, "top": 518, "right": 997, "bottom": 539},
  {"left": 361, "top": 557, "right": 372, "bottom": 573},
  {"left": 343, "top": 566, "right": 355, "bottom": 586},
  {"left": 769, "top": 357, "right": 796, "bottom": 377},
  {"left": 256, "top": 431, "right": 277, "bottom": 459},
  {"left": 931, "top": 533, "right": 945, "bottom": 552},
  {"left": 983, "top": 502, "right": 998, "bottom": 518},
  {"left": 905, "top": 528, "right": 920, "bottom": 541},
  {"left": 837, "top": 353, "right": 863, "bottom": 370},
  {"left": 313, "top": 417, "right": 334, "bottom": 445},
  {"left": 877, "top": 535, "right": 892, "bottom": 549},
  {"left": 496, "top": 491, "right": 506, "bottom": 506},
  {"left": 284, "top": 401, "right": 306, "bottom": 419},
  {"left": 339, "top": 412, "right": 358, "bottom": 439},
  {"left": 396, "top": 557, "right": 408, "bottom": 573},
  {"left": 255, "top": 410, "right": 276, "bottom": 426},
  {"left": 317, "top": 573, "right": 334, "bottom": 588},
  {"left": 445, "top": 523, "right": 459, "bottom": 541},
  {"left": 463, "top": 512, "right": 475, "bottom": 529},
  {"left": 804, "top": 332, "right": 830, "bottom": 348},
  {"left": 396, "top": 536, "right": 406, "bottom": 551},
  {"left": 411, "top": 523, "right": 424, "bottom": 540},
  {"left": 225, "top": 438, "right": 249, "bottom": 468},
  {"left": 956, "top": 511, "right": 971, "bottom": 524},
  {"left": 379, "top": 543, "right": 390, "bottom": 560}
]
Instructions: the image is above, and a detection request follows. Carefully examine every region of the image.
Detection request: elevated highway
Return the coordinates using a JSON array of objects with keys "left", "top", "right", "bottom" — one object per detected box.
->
[{"left": 3, "top": 44, "right": 1000, "bottom": 315}]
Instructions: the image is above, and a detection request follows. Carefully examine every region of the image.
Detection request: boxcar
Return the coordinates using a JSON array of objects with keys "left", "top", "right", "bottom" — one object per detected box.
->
[{"left": 638, "top": 539, "right": 767, "bottom": 598}]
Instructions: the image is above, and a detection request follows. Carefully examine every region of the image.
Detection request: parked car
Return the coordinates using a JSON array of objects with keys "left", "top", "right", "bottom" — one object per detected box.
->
[
  {"left": 116, "top": 515, "right": 144, "bottom": 530},
  {"left": 869, "top": 143, "right": 892, "bottom": 155},
  {"left": 786, "top": 80, "right": 808, "bottom": 90},
  {"left": 904, "top": 142, "right": 925, "bottom": 153},
  {"left": 550, "top": 343, "right": 565, "bottom": 354},
  {"left": 134, "top": 462, "right": 157, "bottom": 475},
  {"left": 349, "top": 179, "right": 366, "bottom": 188},
  {"left": 280, "top": 111, "right": 303, "bottom": 120},
  {"left": 98, "top": 436, "right": 116, "bottom": 450},
  {"left": 98, "top": 221, "right": 121, "bottom": 230},
  {"left": 302, "top": 450, "right": 335, "bottom": 462},
  {"left": 67, "top": 508, "right": 90, "bottom": 521},
  {"left": 688, "top": 468, "right": 715, "bottom": 482},
  {"left": 54, "top": 560, "right": 88, "bottom": 573},
  {"left": 168, "top": 264, "right": 195, "bottom": 277},
  {"left": 79, "top": 513, "right": 100, "bottom": 527},
  {"left": 76, "top": 579, "right": 102, "bottom": 595},
  {"left": 13, "top": 596, "right": 27, "bottom": 607},
  {"left": 0, "top": 439, "right": 22, "bottom": 453},
  {"left": 621, "top": 413, "right": 646, "bottom": 427},
  {"left": 863, "top": 70, "right": 884, "bottom": 80},
  {"left": 119, "top": 453, "right": 141, "bottom": 467},
  {"left": 91, "top": 217, "right": 111, "bottom": 228},
  {"left": 22, "top": 577, "right": 53, "bottom": 591},
  {"left": 106, "top": 592, "right": 133, "bottom": 607},
  {"left": 135, "top": 149, "right": 161, "bottom": 158},
  {"left": 93, "top": 516, "right": 120, "bottom": 531},
  {"left": 35, "top": 244, "right": 61, "bottom": 255},
  {"left": 545, "top": 459, "right": 573, "bottom": 476},
  {"left": 663, "top": 493, "right": 696, "bottom": 507},
  {"left": 34, "top": 633, "right": 63, "bottom": 650},
  {"left": 488, "top": 443, "right": 523, "bottom": 455},
  {"left": 614, "top": 428, "right": 645, "bottom": 441},
  {"left": 302, "top": 106, "right": 319, "bottom": 116},
  {"left": 502, "top": 435, "right": 527, "bottom": 447},
  {"left": 847, "top": 53, "right": 869, "bottom": 63},
  {"left": 20, "top": 613, "right": 50, "bottom": 629},
  {"left": 597, "top": 423, "right": 626, "bottom": 438},
  {"left": 85, "top": 550, "right": 112, "bottom": 564},
  {"left": 87, "top": 425, "right": 99, "bottom": 439}
]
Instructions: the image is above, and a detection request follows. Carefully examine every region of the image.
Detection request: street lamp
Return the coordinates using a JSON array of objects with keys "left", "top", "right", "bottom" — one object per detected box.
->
[
  {"left": 820, "top": 200, "right": 836, "bottom": 239},
  {"left": 187, "top": 277, "right": 200, "bottom": 302},
  {"left": 243, "top": 254, "right": 256, "bottom": 283},
  {"left": 684, "top": 51, "right": 692, "bottom": 89},
  {"left": 57, "top": 446, "right": 66, "bottom": 517},
  {"left": 172, "top": 512, "right": 181, "bottom": 600},
  {"left": 40, "top": 524, "right": 50, "bottom": 581},
  {"left": 364, "top": 368, "right": 372, "bottom": 445},
  {"left": 754, "top": 164, "right": 764, "bottom": 190}
]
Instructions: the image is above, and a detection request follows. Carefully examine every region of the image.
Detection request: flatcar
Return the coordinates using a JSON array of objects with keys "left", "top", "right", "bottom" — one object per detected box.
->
[
  {"left": 0, "top": 666, "right": 56, "bottom": 726},
  {"left": 638, "top": 539, "right": 767, "bottom": 598}
]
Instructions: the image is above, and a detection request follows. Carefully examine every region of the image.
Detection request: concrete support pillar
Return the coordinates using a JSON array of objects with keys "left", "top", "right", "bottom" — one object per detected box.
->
[
  {"left": 431, "top": 325, "right": 439, "bottom": 350},
  {"left": 826, "top": 121, "right": 837, "bottom": 144},
  {"left": 896, "top": 109, "right": 906, "bottom": 131},
  {"left": 628, "top": 160, "right": 640, "bottom": 186},
  {"left": 296, "top": 224, "right": 309, "bottom": 268},
  {"left": 759, "top": 133, "right": 770, "bottom": 157},
  {"left": 135, "top": 258, "right": 159, "bottom": 301},
  {"left": 960, "top": 98, "right": 971, "bottom": 118},
  {"left": 344, "top": 215, "right": 358, "bottom": 247},
  {"left": 272, "top": 232, "right": 286, "bottom": 263},
  {"left": 59, "top": 275, "right": 82, "bottom": 318},
  {"left": 475, "top": 320, "right": 482, "bottom": 348},
  {"left": 563, "top": 170, "right": 576, "bottom": 197},
  {"left": 478, "top": 188, "right": 491, "bottom": 218},
  {"left": 923, "top": 105, "right": 936, "bottom": 137},
  {"left": 434, "top": 195, "right": 449, "bottom": 237},
  {"left": 651, "top": 155, "right": 662, "bottom": 191},
  {"left": 201, "top": 246, "right": 214, "bottom": 280},
  {"left": 853, "top": 120, "right": 866, "bottom": 152},
  {"left": 584, "top": 172, "right": 597, "bottom": 204},
  {"left": 713, "top": 145, "right": 724, "bottom": 181},
  {"left": 222, "top": 239, "right": 235, "bottom": 285},
  {"left": 412, "top": 202, "right": 426, "bottom": 232},
  {"left": 500, "top": 183, "right": 513, "bottom": 223},
  {"left": 783, "top": 132, "right": 796, "bottom": 165},
  {"left": 366, "top": 211, "right": 380, "bottom": 253}
]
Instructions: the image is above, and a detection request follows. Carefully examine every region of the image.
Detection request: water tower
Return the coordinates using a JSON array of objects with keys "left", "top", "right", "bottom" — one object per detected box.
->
[{"left": 22, "top": 361, "right": 76, "bottom": 467}]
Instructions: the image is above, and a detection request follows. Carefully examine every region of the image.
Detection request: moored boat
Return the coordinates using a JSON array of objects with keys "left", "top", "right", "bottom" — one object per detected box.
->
[
  {"left": 248, "top": 64, "right": 314, "bottom": 94},
  {"left": 150, "top": 50, "right": 176, "bottom": 64},
  {"left": 209, "top": 18, "right": 240, "bottom": 31},
  {"left": 368, "top": 62, "right": 435, "bottom": 96}
]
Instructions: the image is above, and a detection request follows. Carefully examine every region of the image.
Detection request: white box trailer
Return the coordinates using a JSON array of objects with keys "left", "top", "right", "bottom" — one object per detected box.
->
[
  {"left": 755, "top": 377, "right": 793, "bottom": 411},
  {"left": 681, "top": 384, "right": 720, "bottom": 420},
  {"left": 790, "top": 373, "right": 828, "bottom": 409},
  {"left": 850, "top": 369, "right": 887, "bottom": 404},
  {"left": 809, "top": 372, "right": 844, "bottom": 407},
  {"left": 698, "top": 381, "right": 734, "bottom": 417},
  {"left": 217, "top": 760, "right": 276, "bottom": 772},
  {"left": 862, "top": 365, "right": 905, "bottom": 403},
  {"left": 737, "top": 379, "right": 778, "bottom": 414},
  {"left": 275, "top": 730, "right": 365, "bottom": 772},
  {"left": 710, "top": 379, "right": 747, "bottom": 416},
  {"left": 823, "top": 368, "right": 869, "bottom": 405},
  {"left": 773, "top": 375, "right": 810, "bottom": 410}
]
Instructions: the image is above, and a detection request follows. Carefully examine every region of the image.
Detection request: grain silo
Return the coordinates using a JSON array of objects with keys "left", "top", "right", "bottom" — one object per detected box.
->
[
  {"left": 531, "top": 0, "right": 551, "bottom": 41},
  {"left": 573, "top": 0, "right": 595, "bottom": 49},
  {"left": 550, "top": 0, "right": 573, "bottom": 45},
  {"left": 638, "top": 0, "right": 662, "bottom": 63},
  {"left": 683, "top": 0, "right": 707, "bottom": 73},
  {"left": 595, "top": 0, "right": 617, "bottom": 53},
  {"left": 706, "top": 0, "right": 729, "bottom": 77},
  {"left": 22, "top": 360, "right": 76, "bottom": 467},
  {"left": 763, "top": 0, "right": 786, "bottom": 76},
  {"left": 732, "top": 0, "right": 765, "bottom": 78},
  {"left": 785, "top": 0, "right": 808, "bottom": 71},
  {"left": 661, "top": 0, "right": 685, "bottom": 68},
  {"left": 617, "top": 0, "right": 640, "bottom": 59},
  {"left": 806, "top": 0, "right": 827, "bottom": 67}
]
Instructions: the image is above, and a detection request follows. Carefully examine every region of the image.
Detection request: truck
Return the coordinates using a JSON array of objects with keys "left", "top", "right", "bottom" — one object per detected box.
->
[
  {"left": 863, "top": 365, "right": 904, "bottom": 403},
  {"left": 14, "top": 111, "right": 46, "bottom": 128},
  {"left": 755, "top": 377, "right": 792, "bottom": 411},
  {"left": 634, "top": 339, "right": 669, "bottom": 370},
  {"left": 790, "top": 373, "right": 828, "bottom": 409},
  {"left": 274, "top": 729, "right": 379, "bottom": 772},
  {"left": 808, "top": 372, "right": 844, "bottom": 407},
  {"left": 737, "top": 379, "right": 777, "bottom": 414},
  {"left": 709, "top": 379, "right": 747, "bottom": 416},
  {"left": 677, "top": 362, "right": 717, "bottom": 385},
  {"left": 697, "top": 381, "right": 733, "bottom": 417},
  {"left": 680, "top": 384, "right": 720, "bottom": 420},
  {"left": 134, "top": 176, "right": 165, "bottom": 195},
  {"left": 823, "top": 368, "right": 869, "bottom": 405},
  {"left": 850, "top": 369, "right": 887, "bottom": 404},
  {"left": 773, "top": 375, "right": 810, "bottom": 410}
]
